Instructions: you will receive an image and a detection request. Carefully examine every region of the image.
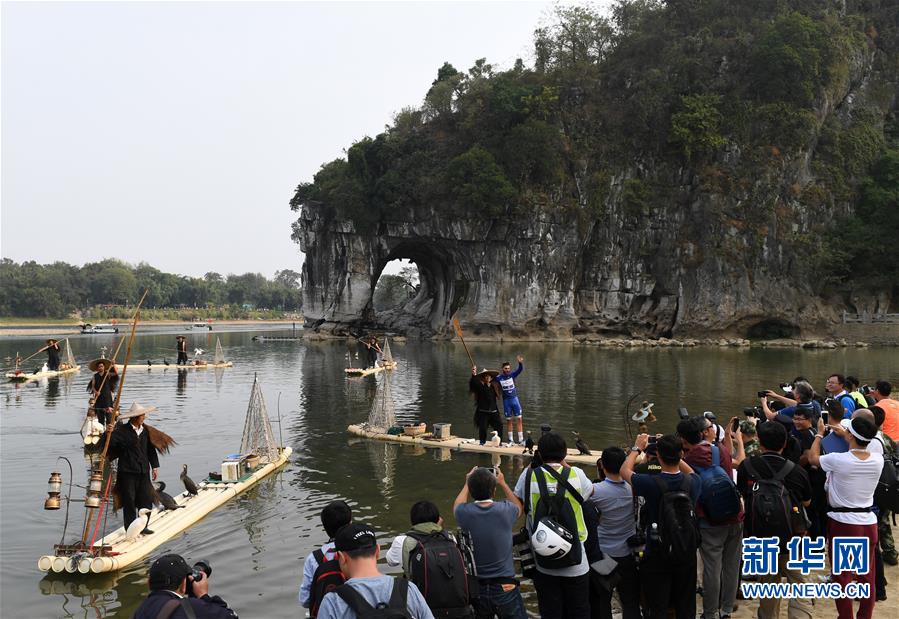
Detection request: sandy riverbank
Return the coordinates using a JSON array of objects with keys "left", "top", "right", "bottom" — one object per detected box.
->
[{"left": 0, "top": 320, "right": 300, "bottom": 337}]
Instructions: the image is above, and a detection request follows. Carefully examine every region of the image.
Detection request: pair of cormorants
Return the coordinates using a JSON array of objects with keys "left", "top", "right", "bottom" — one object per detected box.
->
[
  {"left": 152, "top": 464, "right": 199, "bottom": 511},
  {"left": 519, "top": 427, "right": 592, "bottom": 456}
]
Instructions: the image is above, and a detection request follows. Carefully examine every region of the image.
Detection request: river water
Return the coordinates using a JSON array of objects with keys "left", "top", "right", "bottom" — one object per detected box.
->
[{"left": 0, "top": 329, "right": 896, "bottom": 618}]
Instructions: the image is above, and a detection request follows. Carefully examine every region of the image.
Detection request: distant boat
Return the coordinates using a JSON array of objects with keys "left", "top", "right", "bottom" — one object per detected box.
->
[
  {"left": 185, "top": 321, "right": 213, "bottom": 331},
  {"left": 80, "top": 323, "right": 119, "bottom": 334}
]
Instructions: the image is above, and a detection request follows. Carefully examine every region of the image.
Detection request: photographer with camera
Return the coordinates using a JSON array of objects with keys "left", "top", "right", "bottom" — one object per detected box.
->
[
  {"left": 134, "top": 554, "right": 237, "bottom": 619},
  {"left": 513, "top": 432, "right": 594, "bottom": 619},
  {"left": 454, "top": 465, "right": 526, "bottom": 619},
  {"left": 587, "top": 447, "right": 640, "bottom": 619},
  {"left": 620, "top": 434, "right": 700, "bottom": 619},
  {"left": 761, "top": 381, "right": 818, "bottom": 422}
]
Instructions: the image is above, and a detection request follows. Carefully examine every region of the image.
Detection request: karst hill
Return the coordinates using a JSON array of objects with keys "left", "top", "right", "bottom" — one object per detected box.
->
[{"left": 291, "top": 0, "right": 898, "bottom": 340}]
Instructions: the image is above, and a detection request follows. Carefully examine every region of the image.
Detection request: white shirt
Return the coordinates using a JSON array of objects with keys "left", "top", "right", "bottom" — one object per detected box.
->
[
  {"left": 818, "top": 450, "right": 884, "bottom": 525},
  {"left": 867, "top": 432, "right": 885, "bottom": 455},
  {"left": 384, "top": 535, "right": 406, "bottom": 567}
]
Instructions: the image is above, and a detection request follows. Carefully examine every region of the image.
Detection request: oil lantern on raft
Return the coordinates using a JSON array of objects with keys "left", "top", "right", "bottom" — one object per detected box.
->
[{"left": 44, "top": 471, "right": 63, "bottom": 511}]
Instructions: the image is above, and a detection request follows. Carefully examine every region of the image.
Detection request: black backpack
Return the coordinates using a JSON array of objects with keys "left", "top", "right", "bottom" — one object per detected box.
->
[
  {"left": 524, "top": 465, "right": 585, "bottom": 569},
  {"left": 694, "top": 445, "right": 742, "bottom": 523},
  {"left": 333, "top": 578, "right": 412, "bottom": 619},
  {"left": 743, "top": 456, "right": 801, "bottom": 549},
  {"left": 649, "top": 475, "right": 700, "bottom": 563},
  {"left": 874, "top": 437, "right": 899, "bottom": 512},
  {"left": 309, "top": 548, "right": 346, "bottom": 618},
  {"left": 406, "top": 531, "right": 472, "bottom": 618}
]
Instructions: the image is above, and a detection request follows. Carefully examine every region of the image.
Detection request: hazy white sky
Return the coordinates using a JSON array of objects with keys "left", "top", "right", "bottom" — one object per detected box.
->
[{"left": 0, "top": 0, "right": 581, "bottom": 278}]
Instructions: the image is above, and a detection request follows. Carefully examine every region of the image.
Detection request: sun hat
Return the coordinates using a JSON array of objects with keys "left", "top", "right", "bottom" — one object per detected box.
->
[
  {"left": 118, "top": 402, "right": 158, "bottom": 420},
  {"left": 88, "top": 358, "right": 114, "bottom": 372}
]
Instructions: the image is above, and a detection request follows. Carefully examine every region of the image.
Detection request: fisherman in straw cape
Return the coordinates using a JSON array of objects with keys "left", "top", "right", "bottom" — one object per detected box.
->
[{"left": 106, "top": 402, "right": 176, "bottom": 534}]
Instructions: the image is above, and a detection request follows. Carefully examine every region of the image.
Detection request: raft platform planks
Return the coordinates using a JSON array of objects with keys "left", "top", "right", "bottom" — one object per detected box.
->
[
  {"left": 252, "top": 335, "right": 302, "bottom": 342},
  {"left": 346, "top": 424, "right": 598, "bottom": 466},
  {"left": 37, "top": 446, "right": 291, "bottom": 575},
  {"left": 5, "top": 366, "right": 81, "bottom": 382},
  {"left": 114, "top": 362, "right": 233, "bottom": 371},
  {"left": 345, "top": 362, "right": 396, "bottom": 377}
]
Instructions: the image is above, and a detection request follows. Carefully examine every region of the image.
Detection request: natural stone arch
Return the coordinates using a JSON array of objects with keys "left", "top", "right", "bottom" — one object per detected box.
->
[{"left": 368, "top": 240, "right": 474, "bottom": 337}]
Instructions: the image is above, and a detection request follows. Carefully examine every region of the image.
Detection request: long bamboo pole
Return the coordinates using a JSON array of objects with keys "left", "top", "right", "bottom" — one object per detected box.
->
[
  {"left": 87, "top": 338, "right": 126, "bottom": 416},
  {"left": 451, "top": 318, "right": 476, "bottom": 369},
  {"left": 81, "top": 291, "right": 148, "bottom": 543},
  {"left": 18, "top": 338, "right": 69, "bottom": 365}
]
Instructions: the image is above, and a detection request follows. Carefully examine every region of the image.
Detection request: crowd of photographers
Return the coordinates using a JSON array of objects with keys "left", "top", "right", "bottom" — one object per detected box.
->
[{"left": 133, "top": 375, "right": 898, "bottom": 619}]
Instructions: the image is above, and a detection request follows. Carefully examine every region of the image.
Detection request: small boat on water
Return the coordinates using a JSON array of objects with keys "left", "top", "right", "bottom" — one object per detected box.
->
[
  {"left": 39, "top": 376, "right": 291, "bottom": 575},
  {"left": 117, "top": 338, "right": 233, "bottom": 370},
  {"left": 347, "top": 423, "right": 597, "bottom": 466},
  {"left": 346, "top": 365, "right": 598, "bottom": 462},
  {"left": 5, "top": 341, "right": 81, "bottom": 382},
  {"left": 345, "top": 337, "right": 397, "bottom": 377},
  {"left": 185, "top": 320, "right": 213, "bottom": 331},
  {"left": 80, "top": 323, "right": 119, "bottom": 334}
]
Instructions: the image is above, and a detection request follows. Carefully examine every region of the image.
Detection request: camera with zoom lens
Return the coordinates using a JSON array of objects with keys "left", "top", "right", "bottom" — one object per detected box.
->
[
  {"left": 187, "top": 560, "right": 212, "bottom": 597},
  {"left": 513, "top": 528, "right": 537, "bottom": 578},
  {"left": 861, "top": 384, "right": 872, "bottom": 395},
  {"left": 743, "top": 406, "right": 763, "bottom": 419}
]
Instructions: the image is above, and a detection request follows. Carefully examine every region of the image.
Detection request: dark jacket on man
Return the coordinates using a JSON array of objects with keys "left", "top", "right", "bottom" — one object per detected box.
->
[
  {"left": 132, "top": 589, "right": 238, "bottom": 619},
  {"left": 88, "top": 372, "right": 118, "bottom": 410},
  {"left": 469, "top": 377, "right": 499, "bottom": 413},
  {"left": 109, "top": 422, "right": 160, "bottom": 474}
]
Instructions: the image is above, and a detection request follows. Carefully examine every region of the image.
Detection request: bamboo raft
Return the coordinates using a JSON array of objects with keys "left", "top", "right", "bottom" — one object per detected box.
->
[
  {"left": 345, "top": 361, "right": 396, "bottom": 377},
  {"left": 115, "top": 362, "right": 233, "bottom": 370},
  {"left": 252, "top": 335, "right": 302, "bottom": 342},
  {"left": 5, "top": 365, "right": 80, "bottom": 382},
  {"left": 37, "top": 446, "right": 292, "bottom": 575},
  {"left": 347, "top": 425, "right": 598, "bottom": 466}
]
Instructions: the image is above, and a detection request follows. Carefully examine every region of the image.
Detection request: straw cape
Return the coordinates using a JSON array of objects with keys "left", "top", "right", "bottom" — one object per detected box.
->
[{"left": 88, "top": 358, "right": 115, "bottom": 372}]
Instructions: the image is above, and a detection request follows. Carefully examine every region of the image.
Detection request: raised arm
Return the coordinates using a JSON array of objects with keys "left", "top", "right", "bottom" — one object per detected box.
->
[
  {"left": 620, "top": 434, "right": 649, "bottom": 483},
  {"left": 496, "top": 469, "right": 523, "bottom": 517},
  {"left": 808, "top": 417, "right": 825, "bottom": 467}
]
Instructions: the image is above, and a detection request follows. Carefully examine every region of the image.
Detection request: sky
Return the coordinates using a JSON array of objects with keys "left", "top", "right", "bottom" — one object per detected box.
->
[{"left": 0, "top": 0, "right": 587, "bottom": 279}]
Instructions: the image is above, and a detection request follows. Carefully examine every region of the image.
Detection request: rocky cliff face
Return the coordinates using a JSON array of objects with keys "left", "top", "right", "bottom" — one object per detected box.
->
[{"left": 293, "top": 2, "right": 897, "bottom": 340}]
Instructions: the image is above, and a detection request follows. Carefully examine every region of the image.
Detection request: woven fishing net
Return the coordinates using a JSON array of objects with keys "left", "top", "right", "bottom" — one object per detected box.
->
[
  {"left": 213, "top": 338, "right": 225, "bottom": 365},
  {"left": 381, "top": 338, "right": 393, "bottom": 364},
  {"left": 64, "top": 340, "right": 77, "bottom": 367},
  {"left": 240, "top": 376, "right": 279, "bottom": 463},
  {"left": 367, "top": 371, "right": 396, "bottom": 431}
]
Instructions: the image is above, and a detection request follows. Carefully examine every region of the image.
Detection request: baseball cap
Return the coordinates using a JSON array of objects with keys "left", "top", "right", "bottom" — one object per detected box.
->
[
  {"left": 334, "top": 523, "right": 378, "bottom": 552},
  {"left": 149, "top": 554, "right": 192, "bottom": 590}
]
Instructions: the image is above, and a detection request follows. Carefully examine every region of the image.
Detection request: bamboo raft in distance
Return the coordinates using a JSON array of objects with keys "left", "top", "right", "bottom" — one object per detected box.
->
[
  {"left": 5, "top": 365, "right": 80, "bottom": 382},
  {"left": 252, "top": 335, "right": 302, "bottom": 342},
  {"left": 346, "top": 424, "right": 598, "bottom": 466},
  {"left": 115, "top": 362, "right": 233, "bottom": 371},
  {"left": 345, "top": 361, "right": 396, "bottom": 377},
  {"left": 37, "top": 446, "right": 292, "bottom": 575}
]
